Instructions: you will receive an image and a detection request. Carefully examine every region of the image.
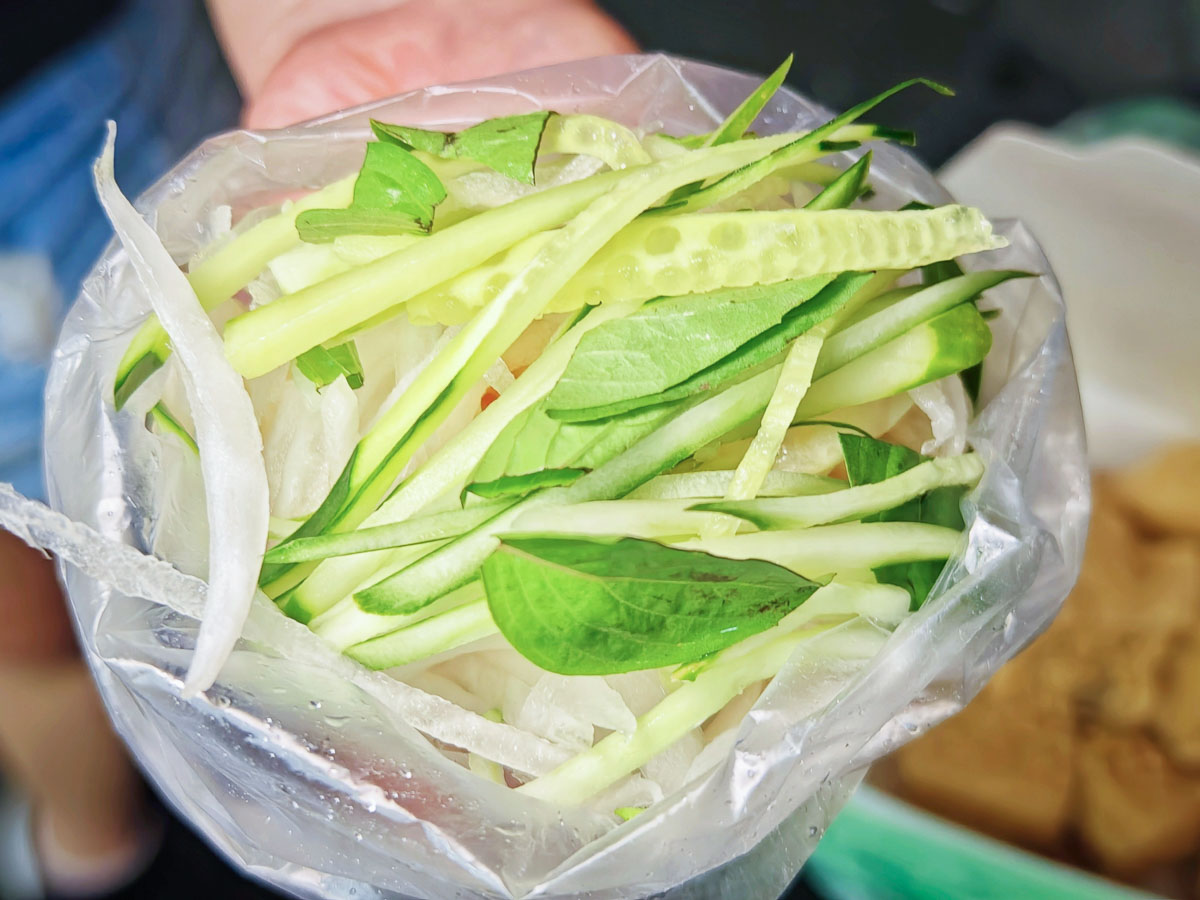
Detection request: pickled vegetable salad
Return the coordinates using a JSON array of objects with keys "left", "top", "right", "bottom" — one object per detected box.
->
[{"left": 105, "top": 58, "right": 1025, "bottom": 810}]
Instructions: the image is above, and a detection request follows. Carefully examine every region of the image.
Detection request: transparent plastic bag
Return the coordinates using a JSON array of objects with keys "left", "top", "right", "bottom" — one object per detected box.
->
[{"left": 42, "top": 55, "right": 1088, "bottom": 899}]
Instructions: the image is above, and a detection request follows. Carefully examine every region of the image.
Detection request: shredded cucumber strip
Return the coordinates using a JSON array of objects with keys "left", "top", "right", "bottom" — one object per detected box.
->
[
  {"left": 113, "top": 174, "right": 356, "bottom": 407},
  {"left": 518, "top": 616, "right": 889, "bottom": 805},
  {"left": 509, "top": 499, "right": 739, "bottom": 540},
  {"left": 697, "top": 454, "right": 983, "bottom": 528},
  {"left": 626, "top": 470, "right": 844, "bottom": 501},
  {"left": 311, "top": 580, "right": 484, "bottom": 651},
  {"left": 261, "top": 499, "right": 512, "bottom": 564},
  {"left": 680, "top": 521, "right": 963, "bottom": 577},
  {"left": 346, "top": 597, "right": 497, "bottom": 669}
]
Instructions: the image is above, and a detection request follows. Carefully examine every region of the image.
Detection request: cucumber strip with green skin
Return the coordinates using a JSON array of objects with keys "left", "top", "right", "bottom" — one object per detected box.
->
[
  {"left": 222, "top": 133, "right": 802, "bottom": 379},
  {"left": 261, "top": 136, "right": 815, "bottom": 593},
  {"left": 707, "top": 55, "right": 794, "bottom": 147},
  {"left": 113, "top": 174, "right": 356, "bottom": 408},
  {"left": 261, "top": 499, "right": 512, "bottom": 564},
  {"left": 552, "top": 205, "right": 1003, "bottom": 313},
  {"left": 541, "top": 114, "right": 652, "bottom": 169},
  {"left": 518, "top": 616, "right": 888, "bottom": 805},
  {"left": 651, "top": 78, "right": 949, "bottom": 217},
  {"left": 814, "top": 270, "right": 1027, "bottom": 379},
  {"left": 795, "top": 303, "right": 992, "bottom": 419},
  {"left": 352, "top": 364, "right": 789, "bottom": 615},
  {"left": 270, "top": 300, "right": 643, "bottom": 617},
  {"left": 349, "top": 296, "right": 989, "bottom": 615},
  {"left": 836, "top": 284, "right": 924, "bottom": 328},
  {"left": 145, "top": 402, "right": 197, "bottom": 453},
  {"left": 311, "top": 580, "right": 484, "bottom": 650},
  {"left": 626, "top": 470, "right": 844, "bottom": 500},
  {"left": 346, "top": 597, "right": 497, "bottom": 669},
  {"left": 695, "top": 454, "right": 983, "bottom": 528},
  {"left": 508, "top": 499, "right": 739, "bottom": 540},
  {"left": 672, "top": 580, "right": 911, "bottom": 681},
  {"left": 804, "top": 151, "right": 871, "bottom": 211},
  {"left": 679, "top": 521, "right": 963, "bottom": 577}
]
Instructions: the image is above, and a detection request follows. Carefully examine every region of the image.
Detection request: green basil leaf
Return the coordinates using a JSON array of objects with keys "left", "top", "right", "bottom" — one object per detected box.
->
[
  {"left": 296, "top": 142, "right": 446, "bottom": 242},
  {"left": 838, "top": 433, "right": 966, "bottom": 608},
  {"left": 372, "top": 111, "right": 551, "bottom": 184},
  {"left": 295, "top": 340, "right": 364, "bottom": 390},
  {"left": 545, "top": 276, "right": 833, "bottom": 414},
  {"left": 550, "top": 272, "right": 873, "bottom": 423},
  {"left": 482, "top": 534, "right": 820, "bottom": 675}
]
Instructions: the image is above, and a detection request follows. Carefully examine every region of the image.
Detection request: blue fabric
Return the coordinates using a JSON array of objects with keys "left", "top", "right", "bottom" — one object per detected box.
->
[{"left": 0, "top": 0, "right": 240, "bottom": 498}]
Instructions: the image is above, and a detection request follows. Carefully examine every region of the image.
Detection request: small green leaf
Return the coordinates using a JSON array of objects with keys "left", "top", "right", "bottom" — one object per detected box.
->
[
  {"left": 296, "top": 142, "right": 446, "bottom": 242},
  {"left": 295, "top": 340, "right": 364, "bottom": 390},
  {"left": 545, "top": 277, "right": 833, "bottom": 415},
  {"left": 481, "top": 534, "right": 821, "bottom": 675},
  {"left": 466, "top": 467, "right": 587, "bottom": 500},
  {"left": 372, "top": 112, "right": 552, "bottom": 184}
]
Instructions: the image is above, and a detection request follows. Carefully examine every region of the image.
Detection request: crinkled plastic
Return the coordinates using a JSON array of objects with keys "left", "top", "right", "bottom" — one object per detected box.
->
[{"left": 43, "top": 55, "right": 1088, "bottom": 899}]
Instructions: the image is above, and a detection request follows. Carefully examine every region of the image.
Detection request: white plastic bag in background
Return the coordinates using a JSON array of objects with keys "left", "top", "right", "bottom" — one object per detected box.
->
[{"left": 42, "top": 55, "right": 1087, "bottom": 899}]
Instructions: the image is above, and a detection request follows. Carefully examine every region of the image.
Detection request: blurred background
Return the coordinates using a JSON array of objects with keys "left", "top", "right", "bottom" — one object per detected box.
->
[{"left": 0, "top": 0, "right": 1197, "bottom": 898}]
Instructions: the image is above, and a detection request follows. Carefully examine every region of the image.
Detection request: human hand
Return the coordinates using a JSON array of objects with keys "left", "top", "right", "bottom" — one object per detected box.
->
[{"left": 208, "top": 0, "right": 637, "bottom": 129}]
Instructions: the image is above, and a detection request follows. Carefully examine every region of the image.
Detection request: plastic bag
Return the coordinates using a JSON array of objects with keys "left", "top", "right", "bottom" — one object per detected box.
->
[{"left": 41, "top": 54, "right": 1088, "bottom": 899}]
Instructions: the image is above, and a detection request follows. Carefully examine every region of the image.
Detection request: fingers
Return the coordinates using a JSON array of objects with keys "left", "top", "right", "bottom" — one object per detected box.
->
[{"left": 243, "top": 0, "right": 637, "bottom": 129}]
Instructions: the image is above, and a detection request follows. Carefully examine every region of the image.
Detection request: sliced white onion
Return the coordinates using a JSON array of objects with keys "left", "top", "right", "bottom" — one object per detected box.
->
[
  {"left": 909, "top": 375, "right": 971, "bottom": 457},
  {"left": 94, "top": 123, "right": 269, "bottom": 696},
  {"left": 262, "top": 374, "right": 358, "bottom": 519}
]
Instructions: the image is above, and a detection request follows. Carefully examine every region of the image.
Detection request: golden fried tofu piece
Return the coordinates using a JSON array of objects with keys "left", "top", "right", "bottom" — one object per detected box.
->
[
  {"left": 892, "top": 681, "right": 1074, "bottom": 850},
  {"left": 1075, "top": 728, "right": 1200, "bottom": 877},
  {"left": 1156, "top": 630, "right": 1200, "bottom": 770},
  {"left": 1110, "top": 444, "right": 1200, "bottom": 537}
]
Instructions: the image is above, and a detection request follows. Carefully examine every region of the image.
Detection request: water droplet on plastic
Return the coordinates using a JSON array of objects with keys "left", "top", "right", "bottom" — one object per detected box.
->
[
  {"left": 354, "top": 832, "right": 363, "bottom": 842},
  {"left": 808, "top": 826, "right": 819, "bottom": 837},
  {"left": 324, "top": 714, "right": 349, "bottom": 729},
  {"left": 309, "top": 699, "right": 322, "bottom": 710},
  {"left": 213, "top": 695, "right": 231, "bottom": 708}
]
